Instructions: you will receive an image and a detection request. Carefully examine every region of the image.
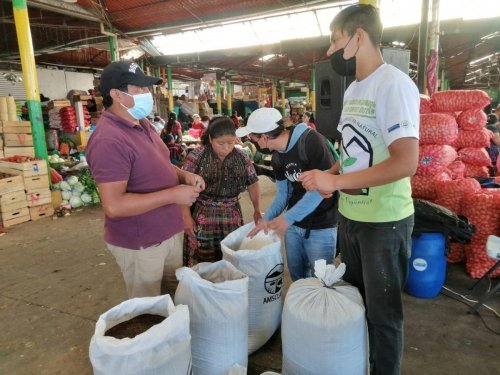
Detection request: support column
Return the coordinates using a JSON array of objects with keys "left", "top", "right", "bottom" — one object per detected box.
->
[
  {"left": 12, "top": 0, "right": 47, "bottom": 161},
  {"left": 280, "top": 82, "right": 286, "bottom": 117},
  {"left": 216, "top": 79, "right": 222, "bottom": 115},
  {"left": 417, "top": 0, "right": 430, "bottom": 93},
  {"left": 226, "top": 79, "right": 232, "bottom": 116},
  {"left": 310, "top": 67, "right": 316, "bottom": 113},
  {"left": 272, "top": 80, "right": 277, "bottom": 108},
  {"left": 108, "top": 34, "right": 118, "bottom": 62},
  {"left": 167, "top": 66, "right": 173, "bottom": 113}
]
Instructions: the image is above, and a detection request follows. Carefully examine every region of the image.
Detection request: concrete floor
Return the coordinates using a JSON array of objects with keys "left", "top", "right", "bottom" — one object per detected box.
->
[{"left": 0, "top": 177, "right": 498, "bottom": 375}]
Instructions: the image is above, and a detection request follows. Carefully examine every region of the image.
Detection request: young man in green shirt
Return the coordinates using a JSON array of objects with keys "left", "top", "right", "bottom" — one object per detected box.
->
[{"left": 300, "top": 5, "right": 419, "bottom": 375}]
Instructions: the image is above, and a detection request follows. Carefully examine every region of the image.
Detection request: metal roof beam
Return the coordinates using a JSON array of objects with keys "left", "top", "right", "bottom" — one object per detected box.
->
[{"left": 20, "top": 0, "right": 102, "bottom": 23}]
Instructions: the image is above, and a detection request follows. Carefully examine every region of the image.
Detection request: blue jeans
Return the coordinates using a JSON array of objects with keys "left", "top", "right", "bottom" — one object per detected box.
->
[{"left": 284, "top": 226, "right": 337, "bottom": 281}]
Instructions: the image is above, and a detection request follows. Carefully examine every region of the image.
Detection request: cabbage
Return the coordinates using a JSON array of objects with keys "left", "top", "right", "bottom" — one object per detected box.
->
[
  {"left": 60, "top": 181, "right": 71, "bottom": 191},
  {"left": 69, "top": 196, "right": 83, "bottom": 208},
  {"left": 71, "top": 190, "right": 82, "bottom": 197},
  {"left": 52, "top": 182, "right": 61, "bottom": 190},
  {"left": 66, "top": 175, "right": 79, "bottom": 186},
  {"left": 80, "top": 193, "right": 92, "bottom": 204},
  {"left": 61, "top": 190, "right": 72, "bottom": 200},
  {"left": 72, "top": 182, "right": 85, "bottom": 193},
  {"left": 61, "top": 199, "right": 68, "bottom": 205}
]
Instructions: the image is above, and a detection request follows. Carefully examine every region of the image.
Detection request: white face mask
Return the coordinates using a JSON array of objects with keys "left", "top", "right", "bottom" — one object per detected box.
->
[{"left": 119, "top": 91, "right": 154, "bottom": 120}]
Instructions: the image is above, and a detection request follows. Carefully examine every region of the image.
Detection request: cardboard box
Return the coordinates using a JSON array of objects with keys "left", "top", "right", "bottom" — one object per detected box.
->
[
  {"left": 26, "top": 188, "right": 51, "bottom": 207},
  {"left": 3, "top": 147, "right": 36, "bottom": 157},
  {"left": 3, "top": 133, "right": 34, "bottom": 147},
  {"left": 0, "top": 206, "right": 30, "bottom": 227},
  {"left": 0, "top": 158, "right": 48, "bottom": 177},
  {"left": 0, "top": 174, "right": 24, "bottom": 195},
  {"left": 29, "top": 204, "right": 54, "bottom": 221},
  {"left": 23, "top": 175, "right": 50, "bottom": 195}
]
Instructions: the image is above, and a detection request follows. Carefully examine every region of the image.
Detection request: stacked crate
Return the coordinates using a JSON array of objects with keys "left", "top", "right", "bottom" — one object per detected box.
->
[
  {"left": 0, "top": 173, "right": 29, "bottom": 227},
  {"left": 1, "top": 121, "right": 35, "bottom": 157},
  {"left": 0, "top": 158, "right": 53, "bottom": 221}
]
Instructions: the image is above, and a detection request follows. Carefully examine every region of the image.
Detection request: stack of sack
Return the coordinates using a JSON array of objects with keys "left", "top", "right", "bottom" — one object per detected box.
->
[
  {"left": 59, "top": 106, "right": 78, "bottom": 132},
  {"left": 414, "top": 90, "right": 499, "bottom": 278},
  {"left": 48, "top": 107, "right": 62, "bottom": 130}
]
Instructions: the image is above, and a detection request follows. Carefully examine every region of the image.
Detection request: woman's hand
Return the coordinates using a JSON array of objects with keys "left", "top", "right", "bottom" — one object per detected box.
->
[
  {"left": 184, "top": 172, "right": 206, "bottom": 191},
  {"left": 247, "top": 218, "right": 269, "bottom": 238},
  {"left": 183, "top": 215, "right": 196, "bottom": 238},
  {"left": 253, "top": 210, "right": 262, "bottom": 225}
]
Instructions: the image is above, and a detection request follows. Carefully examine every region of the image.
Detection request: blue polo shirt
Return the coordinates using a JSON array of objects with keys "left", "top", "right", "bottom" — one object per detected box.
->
[{"left": 86, "top": 111, "right": 183, "bottom": 249}]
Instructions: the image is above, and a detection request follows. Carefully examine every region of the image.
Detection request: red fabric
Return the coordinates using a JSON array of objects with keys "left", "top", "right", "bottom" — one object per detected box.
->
[{"left": 426, "top": 50, "right": 438, "bottom": 97}]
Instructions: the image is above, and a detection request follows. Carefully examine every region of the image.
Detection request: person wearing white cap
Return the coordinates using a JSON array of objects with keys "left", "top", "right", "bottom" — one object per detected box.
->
[{"left": 238, "top": 107, "right": 338, "bottom": 281}]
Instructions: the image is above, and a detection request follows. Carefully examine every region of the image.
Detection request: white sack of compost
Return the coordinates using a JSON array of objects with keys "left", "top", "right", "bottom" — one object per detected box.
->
[
  {"left": 89, "top": 294, "right": 191, "bottom": 375},
  {"left": 221, "top": 222, "right": 283, "bottom": 354},
  {"left": 175, "top": 260, "right": 249, "bottom": 375},
  {"left": 282, "top": 260, "right": 368, "bottom": 375}
]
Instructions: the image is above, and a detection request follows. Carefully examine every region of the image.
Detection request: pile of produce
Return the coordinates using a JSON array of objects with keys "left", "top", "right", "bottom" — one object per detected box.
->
[{"left": 52, "top": 169, "right": 100, "bottom": 208}]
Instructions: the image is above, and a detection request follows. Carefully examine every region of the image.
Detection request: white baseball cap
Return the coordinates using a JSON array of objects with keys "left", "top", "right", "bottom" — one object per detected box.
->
[{"left": 235, "top": 107, "right": 283, "bottom": 138}]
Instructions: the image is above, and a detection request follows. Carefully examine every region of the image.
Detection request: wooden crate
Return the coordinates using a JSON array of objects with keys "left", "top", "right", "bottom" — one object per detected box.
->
[
  {"left": 26, "top": 188, "right": 51, "bottom": 207},
  {"left": 0, "top": 174, "right": 24, "bottom": 195},
  {"left": 3, "top": 146, "right": 36, "bottom": 157},
  {"left": 0, "top": 158, "right": 48, "bottom": 177},
  {"left": 1, "top": 120, "right": 32, "bottom": 134},
  {"left": 24, "top": 176, "right": 50, "bottom": 195},
  {"left": 0, "top": 206, "right": 30, "bottom": 228},
  {"left": 0, "top": 190, "right": 27, "bottom": 212},
  {"left": 29, "top": 204, "right": 54, "bottom": 221},
  {"left": 3, "top": 133, "right": 33, "bottom": 147}
]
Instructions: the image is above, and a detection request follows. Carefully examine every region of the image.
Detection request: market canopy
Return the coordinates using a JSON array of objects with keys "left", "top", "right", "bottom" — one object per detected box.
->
[{"left": 0, "top": 0, "right": 498, "bottom": 89}]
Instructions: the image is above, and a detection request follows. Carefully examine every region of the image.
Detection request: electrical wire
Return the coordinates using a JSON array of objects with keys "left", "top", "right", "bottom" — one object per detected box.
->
[{"left": 441, "top": 285, "right": 500, "bottom": 335}]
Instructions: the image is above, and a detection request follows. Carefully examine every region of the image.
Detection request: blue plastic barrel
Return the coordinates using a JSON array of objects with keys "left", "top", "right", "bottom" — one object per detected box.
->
[{"left": 406, "top": 233, "right": 446, "bottom": 298}]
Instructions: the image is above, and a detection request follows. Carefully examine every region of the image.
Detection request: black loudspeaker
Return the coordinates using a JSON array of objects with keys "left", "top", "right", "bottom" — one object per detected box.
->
[{"left": 314, "top": 60, "right": 354, "bottom": 142}]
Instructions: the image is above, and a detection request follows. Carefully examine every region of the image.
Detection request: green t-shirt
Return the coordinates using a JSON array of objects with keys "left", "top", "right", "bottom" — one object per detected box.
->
[{"left": 337, "top": 64, "right": 420, "bottom": 222}]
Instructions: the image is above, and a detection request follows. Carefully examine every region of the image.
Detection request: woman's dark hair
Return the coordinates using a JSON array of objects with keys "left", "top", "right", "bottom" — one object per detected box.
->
[
  {"left": 166, "top": 112, "right": 177, "bottom": 133},
  {"left": 201, "top": 116, "right": 236, "bottom": 145},
  {"left": 330, "top": 4, "right": 382, "bottom": 46}
]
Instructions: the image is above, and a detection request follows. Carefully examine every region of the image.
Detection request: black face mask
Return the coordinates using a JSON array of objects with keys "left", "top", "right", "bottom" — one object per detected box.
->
[{"left": 330, "top": 35, "right": 357, "bottom": 76}]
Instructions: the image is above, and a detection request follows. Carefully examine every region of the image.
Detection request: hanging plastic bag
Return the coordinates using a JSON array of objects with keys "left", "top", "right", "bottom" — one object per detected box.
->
[{"left": 221, "top": 222, "right": 283, "bottom": 354}]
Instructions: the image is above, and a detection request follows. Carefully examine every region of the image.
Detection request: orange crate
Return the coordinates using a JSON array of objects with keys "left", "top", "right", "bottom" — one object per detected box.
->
[
  {"left": 0, "top": 207, "right": 30, "bottom": 227},
  {"left": 29, "top": 204, "right": 54, "bottom": 221},
  {"left": 3, "top": 133, "right": 34, "bottom": 147},
  {"left": 26, "top": 188, "right": 51, "bottom": 207},
  {"left": 0, "top": 174, "right": 24, "bottom": 195},
  {"left": 0, "top": 158, "right": 48, "bottom": 177}
]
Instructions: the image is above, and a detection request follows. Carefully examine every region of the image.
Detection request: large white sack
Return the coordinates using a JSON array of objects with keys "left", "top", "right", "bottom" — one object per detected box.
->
[
  {"left": 175, "top": 260, "right": 249, "bottom": 375},
  {"left": 282, "top": 261, "right": 368, "bottom": 375},
  {"left": 221, "top": 222, "right": 283, "bottom": 354},
  {"left": 89, "top": 295, "right": 191, "bottom": 375}
]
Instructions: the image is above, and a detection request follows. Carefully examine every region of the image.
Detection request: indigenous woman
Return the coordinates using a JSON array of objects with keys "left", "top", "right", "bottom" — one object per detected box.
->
[{"left": 181, "top": 116, "right": 261, "bottom": 266}]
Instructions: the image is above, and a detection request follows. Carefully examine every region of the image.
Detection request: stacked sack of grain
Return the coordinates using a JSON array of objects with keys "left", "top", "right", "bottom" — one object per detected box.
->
[
  {"left": 461, "top": 189, "right": 500, "bottom": 278},
  {"left": 414, "top": 90, "right": 493, "bottom": 264},
  {"left": 411, "top": 96, "right": 457, "bottom": 201}
]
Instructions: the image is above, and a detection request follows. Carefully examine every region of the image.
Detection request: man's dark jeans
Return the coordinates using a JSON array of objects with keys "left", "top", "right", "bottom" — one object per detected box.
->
[{"left": 338, "top": 213, "right": 414, "bottom": 375}]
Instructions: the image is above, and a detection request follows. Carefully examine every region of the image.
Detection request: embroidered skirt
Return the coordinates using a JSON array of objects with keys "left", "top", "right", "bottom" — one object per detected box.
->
[{"left": 183, "top": 195, "right": 243, "bottom": 266}]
